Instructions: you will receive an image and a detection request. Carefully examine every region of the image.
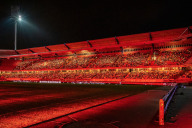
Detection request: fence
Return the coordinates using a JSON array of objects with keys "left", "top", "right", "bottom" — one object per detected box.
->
[{"left": 159, "top": 84, "right": 179, "bottom": 125}]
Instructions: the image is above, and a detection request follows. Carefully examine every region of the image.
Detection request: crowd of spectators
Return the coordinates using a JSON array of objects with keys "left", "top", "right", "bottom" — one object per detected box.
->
[
  {"left": 88, "top": 54, "right": 119, "bottom": 68},
  {"left": 61, "top": 56, "right": 95, "bottom": 69},
  {"left": 13, "top": 48, "right": 192, "bottom": 71},
  {"left": 125, "top": 71, "right": 180, "bottom": 79},
  {"left": 14, "top": 60, "right": 35, "bottom": 70},
  {"left": 1, "top": 47, "right": 191, "bottom": 82},
  {"left": 18, "top": 56, "right": 95, "bottom": 70},
  {"left": 180, "top": 71, "right": 192, "bottom": 79},
  {"left": 1, "top": 69, "right": 183, "bottom": 81},
  {"left": 24, "top": 59, "right": 66, "bottom": 70},
  {"left": 154, "top": 49, "right": 191, "bottom": 65},
  {"left": 113, "top": 52, "right": 151, "bottom": 67}
]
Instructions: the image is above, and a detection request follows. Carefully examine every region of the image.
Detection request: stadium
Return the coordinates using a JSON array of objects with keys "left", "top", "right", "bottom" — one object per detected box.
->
[
  {"left": 0, "top": 1, "right": 192, "bottom": 127},
  {"left": 0, "top": 27, "right": 192, "bottom": 84},
  {"left": 0, "top": 26, "right": 192, "bottom": 128}
]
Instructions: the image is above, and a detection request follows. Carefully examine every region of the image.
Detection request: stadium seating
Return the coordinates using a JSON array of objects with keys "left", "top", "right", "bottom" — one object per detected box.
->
[
  {"left": 0, "top": 46, "right": 192, "bottom": 83},
  {"left": 12, "top": 48, "right": 192, "bottom": 71},
  {"left": 153, "top": 49, "right": 192, "bottom": 65},
  {"left": 0, "top": 26, "right": 192, "bottom": 83}
]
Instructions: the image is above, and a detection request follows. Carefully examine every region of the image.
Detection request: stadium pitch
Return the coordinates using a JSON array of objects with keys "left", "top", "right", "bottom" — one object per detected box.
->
[{"left": 0, "top": 82, "right": 171, "bottom": 128}]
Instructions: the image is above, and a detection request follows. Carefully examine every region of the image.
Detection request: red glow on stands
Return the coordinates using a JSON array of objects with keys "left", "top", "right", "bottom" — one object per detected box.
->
[
  {"left": 0, "top": 59, "right": 21, "bottom": 70},
  {"left": 0, "top": 26, "right": 192, "bottom": 84}
]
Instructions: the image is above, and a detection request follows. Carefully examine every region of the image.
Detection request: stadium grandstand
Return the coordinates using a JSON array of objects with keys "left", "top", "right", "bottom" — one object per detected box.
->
[{"left": 0, "top": 26, "right": 192, "bottom": 85}]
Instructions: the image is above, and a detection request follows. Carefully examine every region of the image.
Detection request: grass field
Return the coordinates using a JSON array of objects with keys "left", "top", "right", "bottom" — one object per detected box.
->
[{"left": 0, "top": 82, "right": 159, "bottom": 128}]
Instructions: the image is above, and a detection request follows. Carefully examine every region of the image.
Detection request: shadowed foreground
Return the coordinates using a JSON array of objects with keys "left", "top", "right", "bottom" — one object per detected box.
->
[{"left": 165, "top": 85, "right": 192, "bottom": 128}]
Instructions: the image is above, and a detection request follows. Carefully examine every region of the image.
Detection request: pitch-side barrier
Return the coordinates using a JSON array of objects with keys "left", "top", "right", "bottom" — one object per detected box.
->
[{"left": 159, "top": 83, "right": 179, "bottom": 125}]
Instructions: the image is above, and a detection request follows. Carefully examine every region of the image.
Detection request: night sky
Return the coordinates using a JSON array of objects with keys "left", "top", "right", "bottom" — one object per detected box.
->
[{"left": 0, "top": 0, "right": 191, "bottom": 50}]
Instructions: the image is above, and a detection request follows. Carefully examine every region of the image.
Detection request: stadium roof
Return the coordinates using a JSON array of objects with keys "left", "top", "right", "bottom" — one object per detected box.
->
[{"left": 0, "top": 26, "right": 192, "bottom": 59}]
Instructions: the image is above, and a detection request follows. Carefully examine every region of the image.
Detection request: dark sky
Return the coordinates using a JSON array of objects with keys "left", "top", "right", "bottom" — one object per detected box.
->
[{"left": 0, "top": 0, "right": 191, "bottom": 50}]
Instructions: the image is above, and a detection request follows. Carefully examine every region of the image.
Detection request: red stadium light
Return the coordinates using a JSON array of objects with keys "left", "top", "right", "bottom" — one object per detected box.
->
[{"left": 159, "top": 99, "right": 164, "bottom": 125}]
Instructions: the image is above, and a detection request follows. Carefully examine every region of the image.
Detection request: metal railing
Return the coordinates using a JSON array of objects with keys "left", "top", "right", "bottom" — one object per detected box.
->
[{"left": 159, "top": 84, "right": 179, "bottom": 125}]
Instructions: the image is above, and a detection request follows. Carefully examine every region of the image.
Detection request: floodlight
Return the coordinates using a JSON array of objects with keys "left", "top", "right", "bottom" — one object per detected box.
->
[{"left": 18, "top": 15, "right": 22, "bottom": 21}]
